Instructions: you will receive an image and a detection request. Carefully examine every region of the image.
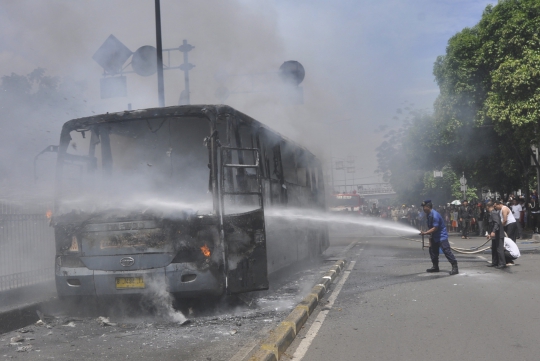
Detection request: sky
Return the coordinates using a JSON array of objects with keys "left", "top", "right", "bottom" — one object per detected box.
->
[{"left": 0, "top": 0, "right": 494, "bottom": 191}]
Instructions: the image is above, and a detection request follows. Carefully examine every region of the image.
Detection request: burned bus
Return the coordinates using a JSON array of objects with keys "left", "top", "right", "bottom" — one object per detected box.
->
[{"left": 48, "top": 105, "right": 328, "bottom": 298}]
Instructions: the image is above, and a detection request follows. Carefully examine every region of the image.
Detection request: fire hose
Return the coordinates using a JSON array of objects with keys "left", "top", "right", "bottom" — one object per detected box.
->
[{"left": 401, "top": 235, "right": 492, "bottom": 254}]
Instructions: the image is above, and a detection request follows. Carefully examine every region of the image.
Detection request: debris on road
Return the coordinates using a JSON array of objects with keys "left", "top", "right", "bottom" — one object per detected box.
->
[
  {"left": 62, "top": 322, "right": 76, "bottom": 327},
  {"left": 16, "top": 345, "right": 32, "bottom": 352},
  {"left": 10, "top": 335, "right": 24, "bottom": 343},
  {"left": 97, "top": 316, "right": 117, "bottom": 327}
]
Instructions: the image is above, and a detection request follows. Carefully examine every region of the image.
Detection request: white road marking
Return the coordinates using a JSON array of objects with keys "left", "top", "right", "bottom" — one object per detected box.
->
[
  {"left": 229, "top": 238, "right": 359, "bottom": 361},
  {"left": 290, "top": 258, "right": 359, "bottom": 361},
  {"left": 340, "top": 240, "right": 359, "bottom": 255},
  {"left": 477, "top": 255, "right": 487, "bottom": 261},
  {"left": 449, "top": 241, "right": 455, "bottom": 245}
]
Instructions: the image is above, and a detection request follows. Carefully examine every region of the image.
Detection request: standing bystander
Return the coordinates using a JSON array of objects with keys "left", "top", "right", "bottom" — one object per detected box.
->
[
  {"left": 494, "top": 200, "right": 518, "bottom": 242},
  {"left": 459, "top": 200, "right": 475, "bottom": 239},
  {"left": 476, "top": 203, "right": 486, "bottom": 236},
  {"left": 529, "top": 196, "right": 540, "bottom": 233},
  {"left": 511, "top": 199, "right": 523, "bottom": 239},
  {"left": 485, "top": 202, "right": 506, "bottom": 269}
]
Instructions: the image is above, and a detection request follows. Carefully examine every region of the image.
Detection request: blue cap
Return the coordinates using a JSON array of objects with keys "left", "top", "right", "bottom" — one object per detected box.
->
[{"left": 421, "top": 199, "right": 432, "bottom": 206}]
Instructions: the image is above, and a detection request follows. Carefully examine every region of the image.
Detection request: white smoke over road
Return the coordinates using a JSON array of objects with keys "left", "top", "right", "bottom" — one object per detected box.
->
[{"left": 0, "top": 0, "right": 494, "bottom": 197}]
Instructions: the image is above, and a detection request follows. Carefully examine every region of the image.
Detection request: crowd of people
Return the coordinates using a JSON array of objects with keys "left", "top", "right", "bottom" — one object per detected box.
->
[
  {"left": 369, "top": 192, "right": 540, "bottom": 240},
  {"left": 366, "top": 194, "right": 528, "bottom": 270}
]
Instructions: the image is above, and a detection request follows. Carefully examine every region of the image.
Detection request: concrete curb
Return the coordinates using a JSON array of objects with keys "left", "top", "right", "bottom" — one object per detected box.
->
[
  {"left": 247, "top": 259, "right": 347, "bottom": 361},
  {"left": 0, "top": 297, "right": 56, "bottom": 334}
]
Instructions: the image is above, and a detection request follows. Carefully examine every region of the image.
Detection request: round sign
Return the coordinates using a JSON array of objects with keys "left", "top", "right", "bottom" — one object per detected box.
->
[
  {"left": 132, "top": 46, "right": 157, "bottom": 76},
  {"left": 279, "top": 61, "right": 305, "bottom": 85},
  {"left": 460, "top": 176, "right": 467, "bottom": 185}
]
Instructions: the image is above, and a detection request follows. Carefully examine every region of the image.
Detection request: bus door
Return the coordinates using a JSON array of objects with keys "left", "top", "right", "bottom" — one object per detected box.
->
[{"left": 219, "top": 146, "right": 269, "bottom": 294}]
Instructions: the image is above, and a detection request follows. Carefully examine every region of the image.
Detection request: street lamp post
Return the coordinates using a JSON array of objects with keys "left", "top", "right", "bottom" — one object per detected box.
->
[
  {"left": 460, "top": 173, "right": 467, "bottom": 200},
  {"left": 155, "top": 0, "right": 165, "bottom": 107}
]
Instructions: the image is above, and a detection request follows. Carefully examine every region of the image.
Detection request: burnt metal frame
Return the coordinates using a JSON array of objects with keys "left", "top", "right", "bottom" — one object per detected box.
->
[{"left": 218, "top": 145, "right": 264, "bottom": 290}]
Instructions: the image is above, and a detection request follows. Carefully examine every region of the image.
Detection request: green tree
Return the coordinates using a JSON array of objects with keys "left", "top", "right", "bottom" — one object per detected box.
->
[{"left": 431, "top": 0, "right": 540, "bottom": 198}]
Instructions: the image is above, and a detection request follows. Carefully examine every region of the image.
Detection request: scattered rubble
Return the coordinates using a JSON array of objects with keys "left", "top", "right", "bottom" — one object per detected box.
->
[
  {"left": 9, "top": 336, "right": 23, "bottom": 343},
  {"left": 16, "top": 345, "right": 32, "bottom": 352},
  {"left": 97, "top": 317, "right": 117, "bottom": 327}
]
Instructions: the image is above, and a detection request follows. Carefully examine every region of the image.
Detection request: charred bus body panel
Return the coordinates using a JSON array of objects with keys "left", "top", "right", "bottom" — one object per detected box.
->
[{"left": 52, "top": 105, "right": 328, "bottom": 298}]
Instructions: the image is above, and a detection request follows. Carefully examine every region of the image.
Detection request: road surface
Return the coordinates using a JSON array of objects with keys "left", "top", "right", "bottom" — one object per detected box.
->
[{"left": 288, "top": 235, "right": 540, "bottom": 361}]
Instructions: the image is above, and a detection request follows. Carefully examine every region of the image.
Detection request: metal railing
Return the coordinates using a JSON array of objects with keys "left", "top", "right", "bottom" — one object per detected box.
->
[{"left": 0, "top": 200, "right": 55, "bottom": 291}]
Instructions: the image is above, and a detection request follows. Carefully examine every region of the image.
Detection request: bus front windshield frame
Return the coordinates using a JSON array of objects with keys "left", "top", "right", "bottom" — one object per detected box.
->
[{"left": 55, "top": 116, "right": 214, "bottom": 217}]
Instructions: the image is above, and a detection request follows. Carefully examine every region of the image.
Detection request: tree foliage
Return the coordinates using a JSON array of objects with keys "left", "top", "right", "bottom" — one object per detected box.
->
[{"left": 378, "top": 0, "right": 540, "bottom": 204}]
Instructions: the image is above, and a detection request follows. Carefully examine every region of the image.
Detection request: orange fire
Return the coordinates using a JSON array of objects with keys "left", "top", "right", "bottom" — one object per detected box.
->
[
  {"left": 200, "top": 244, "right": 211, "bottom": 257},
  {"left": 46, "top": 210, "right": 53, "bottom": 219}
]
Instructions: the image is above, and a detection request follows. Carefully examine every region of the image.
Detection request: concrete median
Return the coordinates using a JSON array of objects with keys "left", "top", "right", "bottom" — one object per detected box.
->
[{"left": 246, "top": 259, "right": 346, "bottom": 361}]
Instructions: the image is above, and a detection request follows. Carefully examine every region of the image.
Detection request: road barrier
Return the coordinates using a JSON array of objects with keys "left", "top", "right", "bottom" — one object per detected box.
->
[{"left": 0, "top": 200, "right": 55, "bottom": 291}]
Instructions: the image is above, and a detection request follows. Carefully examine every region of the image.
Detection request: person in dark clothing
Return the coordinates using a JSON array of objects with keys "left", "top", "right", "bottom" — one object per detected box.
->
[
  {"left": 420, "top": 200, "right": 459, "bottom": 275},
  {"left": 529, "top": 196, "right": 540, "bottom": 233},
  {"left": 485, "top": 201, "right": 507, "bottom": 269},
  {"left": 458, "top": 200, "right": 475, "bottom": 239},
  {"left": 476, "top": 203, "right": 486, "bottom": 236},
  {"left": 370, "top": 203, "right": 380, "bottom": 217}
]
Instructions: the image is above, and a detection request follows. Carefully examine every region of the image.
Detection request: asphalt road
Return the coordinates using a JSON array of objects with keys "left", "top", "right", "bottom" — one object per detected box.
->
[
  {"left": 288, "top": 235, "right": 540, "bottom": 361},
  {"left": 0, "top": 240, "right": 355, "bottom": 361},
  {"left": 2, "top": 233, "right": 539, "bottom": 361}
]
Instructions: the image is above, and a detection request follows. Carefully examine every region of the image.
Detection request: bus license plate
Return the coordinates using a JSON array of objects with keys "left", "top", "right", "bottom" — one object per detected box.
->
[{"left": 115, "top": 277, "right": 145, "bottom": 289}]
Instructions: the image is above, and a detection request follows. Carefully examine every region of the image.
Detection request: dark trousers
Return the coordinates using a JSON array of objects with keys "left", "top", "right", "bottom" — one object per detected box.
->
[
  {"left": 491, "top": 235, "right": 506, "bottom": 267},
  {"left": 504, "top": 250, "right": 517, "bottom": 264},
  {"left": 429, "top": 239, "right": 457, "bottom": 265},
  {"left": 504, "top": 222, "right": 518, "bottom": 243},
  {"left": 461, "top": 219, "right": 470, "bottom": 237},
  {"left": 477, "top": 220, "right": 484, "bottom": 236},
  {"left": 532, "top": 213, "right": 540, "bottom": 232}
]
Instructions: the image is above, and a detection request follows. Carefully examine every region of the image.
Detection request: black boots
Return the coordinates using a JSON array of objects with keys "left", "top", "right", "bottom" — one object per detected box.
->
[
  {"left": 427, "top": 262, "right": 458, "bottom": 274},
  {"left": 450, "top": 262, "right": 459, "bottom": 275},
  {"left": 426, "top": 264, "right": 439, "bottom": 273}
]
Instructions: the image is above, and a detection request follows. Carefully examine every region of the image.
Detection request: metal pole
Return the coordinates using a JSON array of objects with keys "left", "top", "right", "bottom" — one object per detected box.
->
[
  {"left": 182, "top": 40, "right": 190, "bottom": 104},
  {"left": 155, "top": 0, "right": 165, "bottom": 107},
  {"left": 463, "top": 172, "right": 466, "bottom": 200},
  {"left": 178, "top": 40, "right": 195, "bottom": 105},
  {"left": 331, "top": 159, "right": 335, "bottom": 193},
  {"left": 537, "top": 167, "right": 540, "bottom": 197}
]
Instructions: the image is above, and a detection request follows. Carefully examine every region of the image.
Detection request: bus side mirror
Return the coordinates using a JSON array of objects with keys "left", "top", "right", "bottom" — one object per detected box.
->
[{"left": 34, "top": 145, "right": 59, "bottom": 181}]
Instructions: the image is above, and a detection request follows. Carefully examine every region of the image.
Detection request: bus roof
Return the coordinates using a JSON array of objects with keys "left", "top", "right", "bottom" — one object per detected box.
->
[{"left": 62, "top": 104, "right": 319, "bottom": 162}]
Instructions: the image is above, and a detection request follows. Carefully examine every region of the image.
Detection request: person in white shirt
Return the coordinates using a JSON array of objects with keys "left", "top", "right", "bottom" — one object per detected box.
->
[
  {"left": 511, "top": 199, "right": 523, "bottom": 239},
  {"left": 494, "top": 200, "right": 518, "bottom": 242},
  {"left": 503, "top": 237, "right": 520, "bottom": 265}
]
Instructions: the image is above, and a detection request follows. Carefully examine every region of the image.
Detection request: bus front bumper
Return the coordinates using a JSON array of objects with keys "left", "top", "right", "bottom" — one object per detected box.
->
[{"left": 55, "top": 263, "right": 224, "bottom": 298}]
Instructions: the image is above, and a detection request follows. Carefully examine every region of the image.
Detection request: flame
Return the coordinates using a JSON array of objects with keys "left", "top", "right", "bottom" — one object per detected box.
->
[
  {"left": 200, "top": 244, "right": 211, "bottom": 257},
  {"left": 46, "top": 210, "right": 53, "bottom": 219}
]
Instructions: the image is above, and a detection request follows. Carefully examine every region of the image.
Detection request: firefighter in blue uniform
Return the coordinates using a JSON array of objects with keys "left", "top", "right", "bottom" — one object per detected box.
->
[{"left": 420, "top": 200, "right": 459, "bottom": 275}]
